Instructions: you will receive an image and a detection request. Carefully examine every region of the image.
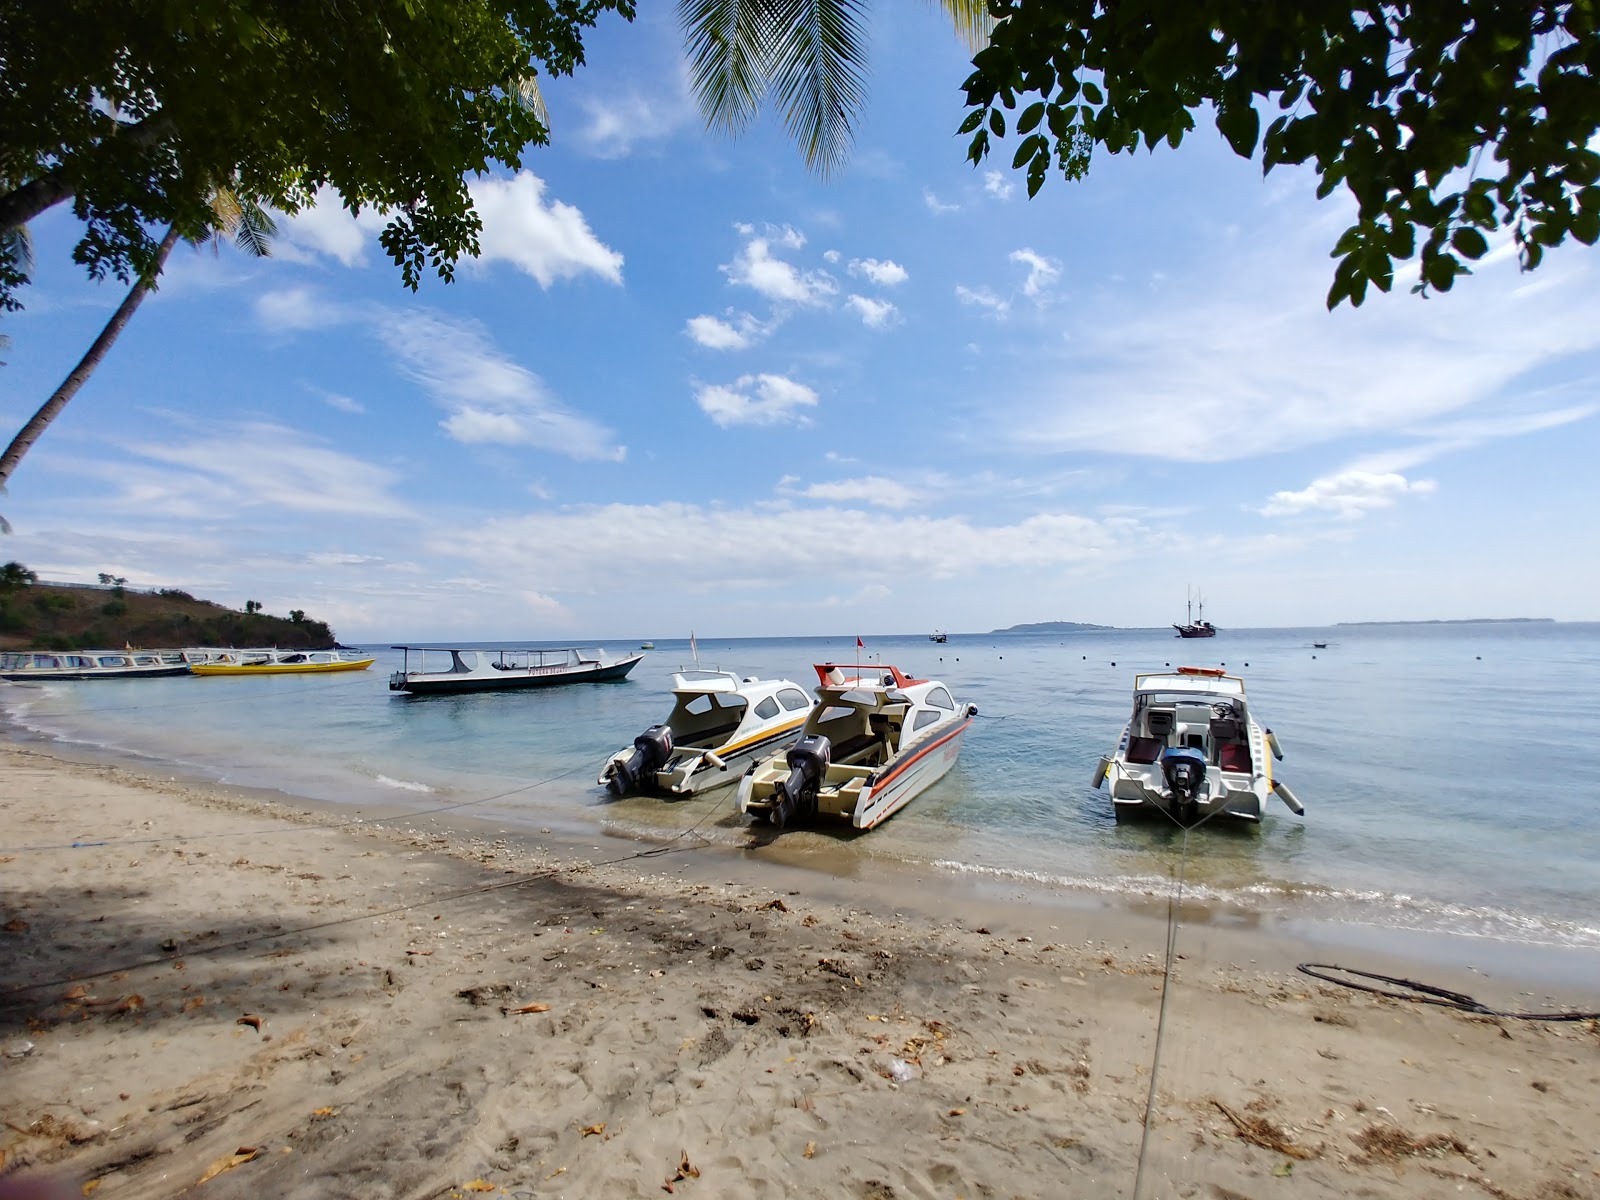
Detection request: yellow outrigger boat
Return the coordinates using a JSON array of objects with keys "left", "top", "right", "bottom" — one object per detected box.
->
[{"left": 190, "top": 649, "right": 374, "bottom": 676}]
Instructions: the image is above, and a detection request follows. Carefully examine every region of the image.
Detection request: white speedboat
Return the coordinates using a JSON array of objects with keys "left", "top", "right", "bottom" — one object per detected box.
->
[
  {"left": 1092, "top": 667, "right": 1302, "bottom": 824},
  {"left": 389, "top": 645, "right": 643, "bottom": 695},
  {"left": 599, "top": 669, "right": 815, "bottom": 797},
  {"left": 737, "top": 663, "right": 976, "bottom": 831}
]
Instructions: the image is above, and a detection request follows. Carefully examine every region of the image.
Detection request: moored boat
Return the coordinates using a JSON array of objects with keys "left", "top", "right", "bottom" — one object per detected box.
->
[
  {"left": 1092, "top": 666, "right": 1302, "bottom": 825},
  {"left": 388, "top": 645, "right": 643, "bottom": 695},
  {"left": 1173, "top": 587, "right": 1217, "bottom": 638},
  {"left": 190, "top": 649, "right": 375, "bottom": 676},
  {"left": 737, "top": 663, "right": 976, "bottom": 831},
  {"left": 0, "top": 650, "right": 193, "bottom": 680},
  {"left": 599, "top": 669, "right": 815, "bottom": 797}
]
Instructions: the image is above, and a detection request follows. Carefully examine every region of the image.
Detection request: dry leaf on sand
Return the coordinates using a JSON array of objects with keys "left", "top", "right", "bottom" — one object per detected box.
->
[
  {"left": 236, "top": 1014, "right": 263, "bottom": 1031},
  {"left": 311, "top": 1107, "right": 337, "bottom": 1119},
  {"left": 581, "top": 1123, "right": 606, "bottom": 1137},
  {"left": 512, "top": 1003, "right": 551, "bottom": 1014},
  {"left": 462, "top": 1181, "right": 495, "bottom": 1193},
  {"left": 196, "top": 1146, "right": 259, "bottom": 1184},
  {"left": 803, "top": 1141, "right": 816, "bottom": 1159}
]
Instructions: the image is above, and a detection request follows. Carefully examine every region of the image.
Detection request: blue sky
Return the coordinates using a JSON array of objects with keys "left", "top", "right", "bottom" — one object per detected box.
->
[{"left": 3, "top": 5, "right": 1598, "bottom": 641}]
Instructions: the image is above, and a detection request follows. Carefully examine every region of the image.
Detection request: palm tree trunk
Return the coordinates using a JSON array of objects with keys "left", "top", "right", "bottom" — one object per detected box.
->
[{"left": 0, "top": 223, "right": 181, "bottom": 494}]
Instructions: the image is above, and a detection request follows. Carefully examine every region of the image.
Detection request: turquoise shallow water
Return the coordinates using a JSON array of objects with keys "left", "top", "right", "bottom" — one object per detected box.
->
[{"left": 4, "top": 622, "right": 1597, "bottom": 951}]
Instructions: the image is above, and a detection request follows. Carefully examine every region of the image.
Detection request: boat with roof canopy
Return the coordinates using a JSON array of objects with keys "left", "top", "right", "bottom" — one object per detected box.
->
[
  {"left": 388, "top": 645, "right": 643, "bottom": 695},
  {"left": 1092, "top": 666, "right": 1302, "bottom": 825},
  {"left": 736, "top": 663, "right": 976, "bottom": 831}
]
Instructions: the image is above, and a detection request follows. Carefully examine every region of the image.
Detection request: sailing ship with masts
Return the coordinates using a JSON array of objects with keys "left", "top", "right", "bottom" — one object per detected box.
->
[{"left": 1173, "top": 588, "right": 1217, "bottom": 638}]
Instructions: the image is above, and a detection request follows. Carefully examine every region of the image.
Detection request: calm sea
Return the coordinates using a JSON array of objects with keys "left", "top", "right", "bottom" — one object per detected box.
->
[{"left": 5, "top": 623, "right": 1597, "bottom": 953}]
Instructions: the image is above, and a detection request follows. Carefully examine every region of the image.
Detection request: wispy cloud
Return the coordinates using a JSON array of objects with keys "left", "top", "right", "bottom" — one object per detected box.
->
[
  {"left": 684, "top": 312, "right": 764, "bottom": 351},
  {"left": 573, "top": 91, "right": 689, "bottom": 159},
  {"left": 923, "top": 189, "right": 960, "bottom": 215},
  {"left": 984, "top": 171, "right": 1014, "bottom": 201},
  {"left": 1010, "top": 248, "right": 1060, "bottom": 298},
  {"left": 845, "top": 295, "right": 899, "bottom": 328},
  {"left": 790, "top": 475, "right": 918, "bottom": 509},
  {"left": 954, "top": 284, "right": 1009, "bottom": 317},
  {"left": 694, "top": 374, "right": 819, "bottom": 427}
]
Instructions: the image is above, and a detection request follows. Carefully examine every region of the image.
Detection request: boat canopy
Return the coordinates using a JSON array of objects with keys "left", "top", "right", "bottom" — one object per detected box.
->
[{"left": 1133, "top": 671, "right": 1246, "bottom": 698}]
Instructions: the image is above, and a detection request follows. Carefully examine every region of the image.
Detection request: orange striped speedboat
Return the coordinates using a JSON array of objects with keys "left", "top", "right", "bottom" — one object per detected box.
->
[{"left": 737, "top": 663, "right": 976, "bottom": 832}]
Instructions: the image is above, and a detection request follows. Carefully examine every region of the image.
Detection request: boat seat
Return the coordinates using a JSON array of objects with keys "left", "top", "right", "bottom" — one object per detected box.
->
[
  {"left": 831, "top": 732, "right": 883, "bottom": 766},
  {"left": 1218, "top": 743, "right": 1253, "bottom": 772},
  {"left": 1209, "top": 717, "right": 1241, "bottom": 741},
  {"left": 1126, "top": 736, "right": 1163, "bottom": 765},
  {"left": 1145, "top": 710, "right": 1175, "bottom": 738}
]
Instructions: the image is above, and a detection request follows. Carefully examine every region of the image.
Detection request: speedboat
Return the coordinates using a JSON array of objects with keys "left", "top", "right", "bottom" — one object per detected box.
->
[
  {"left": 599, "top": 670, "right": 815, "bottom": 797},
  {"left": 1092, "top": 666, "right": 1303, "bottom": 825},
  {"left": 0, "top": 650, "right": 193, "bottom": 680},
  {"left": 191, "top": 649, "right": 375, "bottom": 676},
  {"left": 389, "top": 645, "right": 643, "bottom": 695},
  {"left": 737, "top": 663, "right": 976, "bottom": 831}
]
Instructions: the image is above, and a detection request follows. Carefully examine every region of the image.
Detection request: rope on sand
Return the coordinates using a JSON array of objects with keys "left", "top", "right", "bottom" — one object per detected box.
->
[{"left": 1296, "top": 963, "right": 1600, "bottom": 1021}]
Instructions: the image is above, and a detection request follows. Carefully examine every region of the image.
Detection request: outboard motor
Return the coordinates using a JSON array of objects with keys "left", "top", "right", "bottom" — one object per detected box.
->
[
  {"left": 771, "top": 735, "right": 831, "bottom": 829},
  {"left": 1161, "top": 747, "right": 1208, "bottom": 823},
  {"left": 609, "top": 724, "right": 673, "bottom": 796}
]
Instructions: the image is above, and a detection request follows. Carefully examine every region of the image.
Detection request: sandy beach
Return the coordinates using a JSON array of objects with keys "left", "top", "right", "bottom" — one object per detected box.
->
[{"left": 3, "top": 740, "right": 1598, "bottom": 1200}]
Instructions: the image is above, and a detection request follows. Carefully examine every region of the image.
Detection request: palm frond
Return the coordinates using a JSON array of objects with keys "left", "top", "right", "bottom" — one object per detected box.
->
[
  {"left": 768, "top": 0, "right": 868, "bottom": 177},
  {"left": 933, "top": 0, "right": 992, "bottom": 53},
  {"left": 513, "top": 74, "right": 551, "bottom": 132},
  {"left": 679, "top": 0, "right": 780, "bottom": 137},
  {"left": 2, "top": 225, "right": 34, "bottom": 276},
  {"left": 231, "top": 201, "right": 278, "bottom": 259}
]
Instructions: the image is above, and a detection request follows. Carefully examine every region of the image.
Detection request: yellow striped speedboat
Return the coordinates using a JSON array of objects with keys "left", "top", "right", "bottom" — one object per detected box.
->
[
  {"left": 190, "top": 649, "right": 375, "bottom": 676},
  {"left": 600, "top": 669, "right": 816, "bottom": 797}
]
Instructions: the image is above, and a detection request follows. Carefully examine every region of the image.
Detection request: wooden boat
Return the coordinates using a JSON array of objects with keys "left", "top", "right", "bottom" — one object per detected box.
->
[
  {"left": 1092, "top": 666, "right": 1303, "bottom": 825},
  {"left": 388, "top": 645, "right": 643, "bottom": 695},
  {"left": 600, "top": 670, "right": 815, "bottom": 797},
  {"left": 1173, "top": 587, "right": 1217, "bottom": 638},
  {"left": 190, "top": 649, "right": 375, "bottom": 676},
  {"left": 737, "top": 663, "right": 976, "bottom": 831}
]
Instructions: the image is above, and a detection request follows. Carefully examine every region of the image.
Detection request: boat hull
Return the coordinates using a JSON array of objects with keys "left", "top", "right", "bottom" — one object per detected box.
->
[
  {"left": 393, "top": 654, "right": 643, "bottom": 695},
  {"left": 190, "top": 658, "right": 375, "bottom": 676},
  {"left": 849, "top": 714, "right": 972, "bottom": 829},
  {"left": 604, "top": 719, "right": 808, "bottom": 798},
  {"left": 0, "top": 664, "right": 192, "bottom": 681}
]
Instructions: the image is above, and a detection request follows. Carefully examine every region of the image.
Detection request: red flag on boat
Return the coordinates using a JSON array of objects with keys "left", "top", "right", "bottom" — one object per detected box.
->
[{"left": 856, "top": 636, "right": 864, "bottom": 649}]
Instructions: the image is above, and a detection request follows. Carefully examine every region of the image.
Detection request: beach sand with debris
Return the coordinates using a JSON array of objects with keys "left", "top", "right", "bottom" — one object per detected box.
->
[{"left": 2, "top": 741, "right": 1598, "bottom": 1199}]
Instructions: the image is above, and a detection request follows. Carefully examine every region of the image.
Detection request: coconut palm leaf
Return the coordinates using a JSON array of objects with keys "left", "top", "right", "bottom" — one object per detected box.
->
[
  {"left": 767, "top": 0, "right": 867, "bottom": 177},
  {"left": 513, "top": 74, "right": 551, "bottom": 133},
  {"left": 679, "top": 0, "right": 780, "bottom": 137},
  {"left": 229, "top": 198, "right": 277, "bottom": 259}
]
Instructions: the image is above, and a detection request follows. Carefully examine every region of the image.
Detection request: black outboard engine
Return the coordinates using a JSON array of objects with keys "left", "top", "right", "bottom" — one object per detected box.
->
[
  {"left": 609, "top": 724, "right": 673, "bottom": 796},
  {"left": 771, "top": 735, "right": 831, "bottom": 829},
  {"left": 1161, "top": 747, "right": 1208, "bottom": 823}
]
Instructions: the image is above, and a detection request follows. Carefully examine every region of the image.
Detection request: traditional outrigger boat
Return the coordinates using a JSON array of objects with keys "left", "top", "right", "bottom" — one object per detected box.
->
[
  {"left": 190, "top": 649, "right": 375, "bottom": 676},
  {"left": 1092, "top": 666, "right": 1303, "bottom": 825},
  {"left": 388, "top": 645, "right": 643, "bottom": 695},
  {"left": 737, "top": 663, "right": 976, "bottom": 831},
  {"left": 599, "top": 669, "right": 815, "bottom": 797}
]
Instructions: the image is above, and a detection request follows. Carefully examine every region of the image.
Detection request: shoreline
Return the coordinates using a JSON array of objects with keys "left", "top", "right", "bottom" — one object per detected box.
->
[
  {"left": 3, "top": 742, "right": 1598, "bottom": 1199},
  {"left": 4, "top": 716, "right": 1598, "bottom": 999}
]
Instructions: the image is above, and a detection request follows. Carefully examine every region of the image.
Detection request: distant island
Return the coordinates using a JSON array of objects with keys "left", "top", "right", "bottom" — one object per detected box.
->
[
  {"left": 0, "top": 563, "right": 338, "bottom": 651},
  {"left": 1334, "top": 618, "right": 1555, "bottom": 627},
  {"left": 991, "top": 620, "right": 1114, "bottom": 633}
]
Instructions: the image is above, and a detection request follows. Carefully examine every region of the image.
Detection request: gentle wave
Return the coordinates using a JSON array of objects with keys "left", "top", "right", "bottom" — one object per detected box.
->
[
  {"left": 927, "top": 858, "right": 1600, "bottom": 950},
  {"left": 373, "top": 774, "right": 435, "bottom": 794}
]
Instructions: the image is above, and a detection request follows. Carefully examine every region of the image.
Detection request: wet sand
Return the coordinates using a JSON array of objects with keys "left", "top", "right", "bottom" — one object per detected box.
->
[{"left": 3, "top": 742, "right": 1598, "bottom": 1199}]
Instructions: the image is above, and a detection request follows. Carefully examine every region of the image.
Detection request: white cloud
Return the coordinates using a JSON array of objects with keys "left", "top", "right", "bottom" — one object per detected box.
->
[
  {"left": 848, "top": 258, "right": 908, "bottom": 286},
  {"left": 794, "top": 475, "right": 918, "bottom": 509},
  {"left": 723, "top": 228, "right": 835, "bottom": 305},
  {"left": 466, "top": 172, "right": 623, "bottom": 287},
  {"left": 686, "top": 314, "right": 754, "bottom": 350},
  {"left": 845, "top": 294, "right": 899, "bottom": 328},
  {"left": 256, "top": 287, "right": 344, "bottom": 332},
  {"left": 1261, "top": 470, "right": 1438, "bottom": 518},
  {"left": 1000, "top": 193, "right": 1600, "bottom": 464},
  {"left": 321, "top": 392, "right": 364, "bottom": 414},
  {"left": 277, "top": 187, "right": 387, "bottom": 267},
  {"left": 573, "top": 92, "right": 687, "bottom": 159},
  {"left": 376, "top": 309, "right": 625, "bottom": 461},
  {"left": 984, "top": 171, "right": 1014, "bottom": 201},
  {"left": 923, "top": 189, "right": 960, "bottom": 215},
  {"left": 695, "top": 374, "right": 819, "bottom": 427},
  {"left": 955, "top": 284, "right": 1009, "bottom": 316},
  {"left": 1010, "top": 248, "right": 1060, "bottom": 298}
]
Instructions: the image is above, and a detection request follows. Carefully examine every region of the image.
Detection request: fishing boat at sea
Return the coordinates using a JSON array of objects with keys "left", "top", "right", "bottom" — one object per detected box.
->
[
  {"left": 388, "top": 645, "right": 644, "bottom": 696},
  {"left": 1092, "top": 666, "right": 1302, "bottom": 825},
  {"left": 190, "top": 649, "right": 375, "bottom": 676},
  {"left": 929, "top": 630, "right": 947, "bottom": 643},
  {"left": 0, "top": 650, "right": 193, "bottom": 680},
  {"left": 737, "top": 663, "right": 976, "bottom": 831},
  {"left": 1173, "top": 587, "right": 1217, "bottom": 638},
  {"left": 599, "top": 669, "right": 815, "bottom": 797}
]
